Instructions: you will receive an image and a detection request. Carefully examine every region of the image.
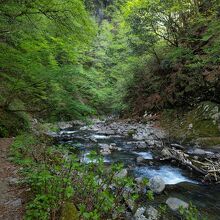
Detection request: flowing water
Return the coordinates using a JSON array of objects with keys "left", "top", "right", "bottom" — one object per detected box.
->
[{"left": 57, "top": 120, "right": 220, "bottom": 219}]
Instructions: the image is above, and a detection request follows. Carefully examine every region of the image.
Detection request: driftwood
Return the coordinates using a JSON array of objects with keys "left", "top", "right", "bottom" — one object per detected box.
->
[{"left": 160, "top": 147, "right": 220, "bottom": 183}]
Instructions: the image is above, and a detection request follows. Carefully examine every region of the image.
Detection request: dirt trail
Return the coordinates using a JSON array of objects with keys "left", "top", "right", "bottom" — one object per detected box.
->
[{"left": 0, "top": 138, "right": 25, "bottom": 220}]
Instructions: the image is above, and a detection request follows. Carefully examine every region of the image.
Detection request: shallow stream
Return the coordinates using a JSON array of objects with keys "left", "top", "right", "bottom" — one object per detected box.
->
[{"left": 57, "top": 120, "right": 220, "bottom": 219}]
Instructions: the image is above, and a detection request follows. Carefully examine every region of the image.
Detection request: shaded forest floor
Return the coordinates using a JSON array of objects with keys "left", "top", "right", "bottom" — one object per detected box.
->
[{"left": 0, "top": 138, "right": 25, "bottom": 220}]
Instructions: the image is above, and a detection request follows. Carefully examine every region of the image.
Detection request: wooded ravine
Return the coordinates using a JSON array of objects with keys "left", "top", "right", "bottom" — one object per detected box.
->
[{"left": 0, "top": 1, "right": 220, "bottom": 220}]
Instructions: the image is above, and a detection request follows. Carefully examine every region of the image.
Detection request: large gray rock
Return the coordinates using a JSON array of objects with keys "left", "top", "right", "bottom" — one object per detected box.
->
[
  {"left": 149, "top": 176, "right": 165, "bottom": 194},
  {"left": 125, "top": 198, "right": 135, "bottom": 212},
  {"left": 137, "top": 156, "right": 145, "bottom": 163},
  {"left": 125, "top": 211, "right": 133, "bottom": 220},
  {"left": 166, "top": 197, "right": 189, "bottom": 211},
  {"left": 99, "top": 144, "right": 112, "bottom": 155},
  {"left": 136, "top": 141, "right": 147, "bottom": 149},
  {"left": 100, "top": 149, "right": 111, "bottom": 155},
  {"left": 114, "top": 169, "right": 128, "bottom": 178},
  {"left": 135, "top": 177, "right": 144, "bottom": 185},
  {"left": 161, "top": 148, "right": 172, "bottom": 158},
  {"left": 145, "top": 206, "right": 159, "bottom": 220},
  {"left": 134, "top": 207, "right": 147, "bottom": 220},
  {"left": 188, "top": 148, "right": 213, "bottom": 156},
  {"left": 135, "top": 177, "right": 147, "bottom": 193}
]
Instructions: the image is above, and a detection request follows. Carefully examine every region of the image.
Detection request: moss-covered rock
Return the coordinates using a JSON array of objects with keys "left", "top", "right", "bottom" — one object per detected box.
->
[
  {"left": 194, "top": 137, "right": 220, "bottom": 147},
  {"left": 160, "top": 102, "right": 220, "bottom": 144},
  {"left": 60, "top": 202, "right": 79, "bottom": 220}
]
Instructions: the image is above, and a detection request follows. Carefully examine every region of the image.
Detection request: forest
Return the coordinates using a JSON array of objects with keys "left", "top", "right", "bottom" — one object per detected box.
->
[{"left": 0, "top": 0, "right": 220, "bottom": 220}]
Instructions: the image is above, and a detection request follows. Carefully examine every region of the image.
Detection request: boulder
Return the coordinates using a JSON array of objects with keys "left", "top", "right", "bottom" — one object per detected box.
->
[
  {"left": 161, "top": 148, "right": 172, "bottom": 158},
  {"left": 100, "top": 149, "right": 111, "bottom": 155},
  {"left": 134, "top": 207, "right": 147, "bottom": 220},
  {"left": 110, "top": 143, "right": 116, "bottom": 148},
  {"left": 125, "top": 211, "right": 133, "bottom": 220},
  {"left": 149, "top": 176, "right": 165, "bottom": 194},
  {"left": 166, "top": 197, "right": 189, "bottom": 211},
  {"left": 114, "top": 168, "right": 128, "bottom": 178},
  {"left": 125, "top": 198, "right": 135, "bottom": 212},
  {"left": 135, "top": 177, "right": 147, "bottom": 193},
  {"left": 60, "top": 202, "right": 79, "bottom": 220},
  {"left": 136, "top": 141, "right": 147, "bottom": 149},
  {"left": 99, "top": 144, "right": 112, "bottom": 155},
  {"left": 135, "top": 177, "right": 144, "bottom": 185},
  {"left": 137, "top": 156, "right": 145, "bottom": 163},
  {"left": 145, "top": 206, "right": 159, "bottom": 220}
]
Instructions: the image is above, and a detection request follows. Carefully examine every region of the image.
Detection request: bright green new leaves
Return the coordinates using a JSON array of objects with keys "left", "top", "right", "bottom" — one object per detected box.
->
[{"left": 0, "top": 0, "right": 99, "bottom": 135}]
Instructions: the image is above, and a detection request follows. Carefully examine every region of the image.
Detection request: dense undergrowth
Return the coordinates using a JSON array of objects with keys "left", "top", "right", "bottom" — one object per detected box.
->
[
  {"left": 10, "top": 133, "right": 140, "bottom": 220},
  {"left": 10, "top": 133, "right": 205, "bottom": 220}
]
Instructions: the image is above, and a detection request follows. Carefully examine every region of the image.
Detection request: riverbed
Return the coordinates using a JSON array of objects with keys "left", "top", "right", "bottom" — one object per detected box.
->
[{"left": 56, "top": 119, "right": 220, "bottom": 219}]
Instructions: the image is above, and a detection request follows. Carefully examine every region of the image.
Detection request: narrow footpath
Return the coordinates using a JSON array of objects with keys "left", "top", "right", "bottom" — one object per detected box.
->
[{"left": 0, "top": 138, "right": 25, "bottom": 220}]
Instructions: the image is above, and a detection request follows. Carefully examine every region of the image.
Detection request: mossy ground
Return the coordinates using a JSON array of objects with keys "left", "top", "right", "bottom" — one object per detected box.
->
[
  {"left": 60, "top": 202, "right": 79, "bottom": 220},
  {"left": 160, "top": 102, "right": 220, "bottom": 145}
]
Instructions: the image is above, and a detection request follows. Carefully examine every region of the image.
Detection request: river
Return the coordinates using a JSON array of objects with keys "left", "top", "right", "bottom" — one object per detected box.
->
[{"left": 56, "top": 119, "right": 220, "bottom": 219}]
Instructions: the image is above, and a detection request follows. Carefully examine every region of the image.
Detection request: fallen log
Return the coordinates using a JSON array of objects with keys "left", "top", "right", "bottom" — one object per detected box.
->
[{"left": 160, "top": 147, "right": 220, "bottom": 183}]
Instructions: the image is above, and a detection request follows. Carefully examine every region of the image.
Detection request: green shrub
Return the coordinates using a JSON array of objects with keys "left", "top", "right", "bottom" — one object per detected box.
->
[{"left": 11, "top": 134, "right": 141, "bottom": 220}]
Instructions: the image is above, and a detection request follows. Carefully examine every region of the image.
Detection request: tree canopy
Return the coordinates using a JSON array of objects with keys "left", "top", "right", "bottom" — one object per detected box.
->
[{"left": 1, "top": 0, "right": 220, "bottom": 135}]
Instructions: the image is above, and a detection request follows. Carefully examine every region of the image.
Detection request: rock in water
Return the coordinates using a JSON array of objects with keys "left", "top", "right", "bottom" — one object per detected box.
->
[
  {"left": 99, "top": 144, "right": 112, "bottom": 155},
  {"left": 137, "top": 156, "right": 145, "bottom": 163},
  {"left": 149, "top": 176, "right": 165, "bottom": 194},
  {"left": 166, "top": 197, "right": 189, "bottom": 211}
]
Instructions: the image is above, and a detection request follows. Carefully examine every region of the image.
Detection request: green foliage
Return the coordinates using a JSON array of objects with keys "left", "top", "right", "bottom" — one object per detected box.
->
[
  {"left": 11, "top": 134, "right": 140, "bottom": 220},
  {"left": 11, "top": 133, "right": 206, "bottom": 220},
  {"left": 146, "top": 190, "right": 154, "bottom": 201},
  {"left": 159, "top": 204, "right": 167, "bottom": 216},
  {"left": 120, "top": 0, "right": 220, "bottom": 115},
  {"left": 1, "top": 0, "right": 219, "bottom": 139},
  {"left": 0, "top": 0, "right": 105, "bottom": 135},
  {"left": 179, "top": 203, "right": 207, "bottom": 220}
]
